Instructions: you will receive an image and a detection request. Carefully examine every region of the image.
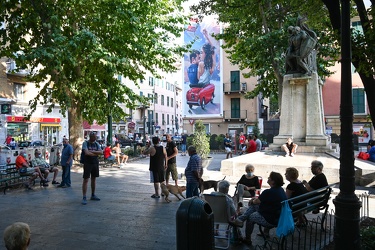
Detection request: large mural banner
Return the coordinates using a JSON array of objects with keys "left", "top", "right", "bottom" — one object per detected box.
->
[{"left": 183, "top": 15, "right": 222, "bottom": 118}]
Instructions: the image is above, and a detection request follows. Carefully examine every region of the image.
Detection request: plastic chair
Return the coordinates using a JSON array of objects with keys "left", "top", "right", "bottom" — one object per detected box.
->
[{"left": 203, "top": 194, "right": 232, "bottom": 249}]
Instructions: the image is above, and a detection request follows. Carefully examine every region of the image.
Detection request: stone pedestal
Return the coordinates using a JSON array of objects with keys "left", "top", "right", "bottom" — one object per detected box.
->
[{"left": 273, "top": 73, "right": 330, "bottom": 152}]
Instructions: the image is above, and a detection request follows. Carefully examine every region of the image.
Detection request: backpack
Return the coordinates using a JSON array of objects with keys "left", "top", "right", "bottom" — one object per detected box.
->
[{"left": 80, "top": 141, "right": 99, "bottom": 164}]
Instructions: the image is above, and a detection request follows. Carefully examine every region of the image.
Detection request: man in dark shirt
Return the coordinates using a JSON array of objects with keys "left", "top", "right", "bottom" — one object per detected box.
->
[
  {"left": 165, "top": 134, "right": 179, "bottom": 186},
  {"left": 302, "top": 160, "right": 329, "bottom": 191},
  {"left": 181, "top": 133, "right": 187, "bottom": 156},
  {"left": 143, "top": 137, "right": 167, "bottom": 198}
]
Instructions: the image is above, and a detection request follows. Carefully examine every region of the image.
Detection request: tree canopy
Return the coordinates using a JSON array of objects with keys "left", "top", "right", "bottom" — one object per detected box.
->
[{"left": 0, "top": 0, "right": 187, "bottom": 124}]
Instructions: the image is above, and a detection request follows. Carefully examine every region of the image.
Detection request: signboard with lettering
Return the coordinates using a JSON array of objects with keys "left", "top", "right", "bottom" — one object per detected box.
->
[
  {"left": 1, "top": 104, "right": 11, "bottom": 114},
  {"left": 6, "top": 116, "right": 61, "bottom": 123}
]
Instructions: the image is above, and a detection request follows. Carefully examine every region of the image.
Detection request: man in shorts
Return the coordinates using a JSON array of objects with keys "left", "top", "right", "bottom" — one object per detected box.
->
[
  {"left": 165, "top": 134, "right": 179, "bottom": 186},
  {"left": 31, "top": 149, "right": 60, "bottom": 184},
  {"left": 81, "top": 132, "right": 103, "bottom": 205}
]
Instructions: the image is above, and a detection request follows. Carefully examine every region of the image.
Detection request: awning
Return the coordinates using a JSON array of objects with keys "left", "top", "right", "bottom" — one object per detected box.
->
[
  {"left": 83, "top": 120, "right": 106, "bottom": 130},
  {"left": 41, "top": 124, "right": 61, "bottom": 128}
]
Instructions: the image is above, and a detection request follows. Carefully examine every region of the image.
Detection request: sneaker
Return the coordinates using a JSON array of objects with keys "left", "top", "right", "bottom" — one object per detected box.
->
[
  {"left": 57, "top": 184, "right": 66, "bottom": 188},
  {"left": 52, "top": 180, "right": 60, "bottom": 184},
  {"left": 82, "top": 197, "right": 87, "bottom": 205},
  {"left": 90, "top": 195, "right": 100, "bottom": 201},
  {"left": 285, "top": 153, "right": 288, "bottom": 157},
  {"left": 291, "top": 153, "right": 294, "bottom": 157}
]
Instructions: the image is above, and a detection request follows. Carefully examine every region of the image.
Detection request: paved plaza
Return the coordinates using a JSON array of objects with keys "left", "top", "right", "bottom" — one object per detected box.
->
[{"left": 0, "top": 152, "right": 374, "bottom": 250}]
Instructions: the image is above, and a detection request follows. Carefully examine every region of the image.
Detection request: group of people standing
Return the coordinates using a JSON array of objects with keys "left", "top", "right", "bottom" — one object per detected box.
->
[{"left": 142, "top": 134, "right": 202, "bottom": 199}]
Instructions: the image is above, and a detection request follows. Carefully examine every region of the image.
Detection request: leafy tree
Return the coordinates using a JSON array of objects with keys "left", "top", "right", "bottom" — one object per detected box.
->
[
  {"left": 0, "top": 0, "right": 187, "bottom": 157},
  {"left": 322, "top": 0, "right": 375, "bottom": 129},
  {"left": 190, "top": 0, "right": 339, "bottom": 110},
  {"left": 192, "top": 120, "right": 210, "bottom": 159}
]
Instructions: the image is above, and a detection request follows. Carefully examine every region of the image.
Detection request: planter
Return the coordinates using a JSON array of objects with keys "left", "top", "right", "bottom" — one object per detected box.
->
[{"left": 202, "top": 156, "right": 213, "bottom": 168}]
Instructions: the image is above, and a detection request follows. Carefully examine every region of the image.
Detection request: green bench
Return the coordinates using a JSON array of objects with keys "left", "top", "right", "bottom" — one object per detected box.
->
[{"left": 0, "top": 164, "right": 33, "bottom": 194}]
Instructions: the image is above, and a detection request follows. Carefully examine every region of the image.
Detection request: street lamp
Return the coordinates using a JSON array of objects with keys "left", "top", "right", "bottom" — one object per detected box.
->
[
  {"left": 333, "top": 1, "right": 361, "bottom": 249},
  {"left": 138, "top": 105, "right": 149, "bottom": 146}
]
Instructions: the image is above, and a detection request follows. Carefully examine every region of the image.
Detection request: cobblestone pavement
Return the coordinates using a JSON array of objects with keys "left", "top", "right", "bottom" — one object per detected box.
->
[{"left": 0, "top": 153, "right": 373, "bottom": 250}]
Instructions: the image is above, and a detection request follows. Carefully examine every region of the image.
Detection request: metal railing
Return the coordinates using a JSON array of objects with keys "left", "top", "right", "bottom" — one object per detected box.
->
[
  {"left": 252, "top": 192, "right": 370, "bottom": 249},
  {"left": 223, "top": 110, "right": 247, "bottom": 120}
]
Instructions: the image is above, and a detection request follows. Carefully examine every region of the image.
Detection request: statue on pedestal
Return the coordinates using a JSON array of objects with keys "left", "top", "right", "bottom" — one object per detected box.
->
[{"left": 285, "top": 17, "right": 318, "bottom": 76}]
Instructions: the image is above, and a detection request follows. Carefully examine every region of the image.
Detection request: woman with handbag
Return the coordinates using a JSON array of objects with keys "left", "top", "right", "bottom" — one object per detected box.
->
[{"left": 232, "top": 172, "right": 287, "bottom": 246}]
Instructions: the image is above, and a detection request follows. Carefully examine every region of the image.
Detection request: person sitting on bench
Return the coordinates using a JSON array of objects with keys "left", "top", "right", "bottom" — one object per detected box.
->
[
  {"left": 15, "top": 150, "right": 47, "bottom": 189},
  {"left": 103, "top": 143, "right": 116, "bottom": 162}
]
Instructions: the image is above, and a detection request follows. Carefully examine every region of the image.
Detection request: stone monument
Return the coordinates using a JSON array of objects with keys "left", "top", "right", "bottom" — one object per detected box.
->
[{"left": 273, "top": 17, "right": 330, "bottom": 152}]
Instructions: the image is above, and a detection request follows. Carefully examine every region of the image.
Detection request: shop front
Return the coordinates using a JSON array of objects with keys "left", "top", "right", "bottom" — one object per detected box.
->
[{"left": 5, "top": 116, "right": 61, "bottom": 145}]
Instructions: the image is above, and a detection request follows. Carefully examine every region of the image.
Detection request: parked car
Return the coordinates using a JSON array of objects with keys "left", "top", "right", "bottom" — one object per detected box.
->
[
  {"left": 30, "top": 140, "right": 48, "bottom": 147},
  {"left": 186, "top": 83, "right": 215, "bottom": 110},
  {"left": 18, "top": 141, "right": 31, "bottom": 148}
]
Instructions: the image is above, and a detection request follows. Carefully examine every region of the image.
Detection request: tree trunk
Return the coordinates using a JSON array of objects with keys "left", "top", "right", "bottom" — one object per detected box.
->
[{"left": 68, "top": 102, "right": 84, "bottom": 162}]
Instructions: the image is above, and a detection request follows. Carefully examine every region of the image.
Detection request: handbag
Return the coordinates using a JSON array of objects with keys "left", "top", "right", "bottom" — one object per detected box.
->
[{"left": 276, "top": 200, "right": 295, "bottom": 237}]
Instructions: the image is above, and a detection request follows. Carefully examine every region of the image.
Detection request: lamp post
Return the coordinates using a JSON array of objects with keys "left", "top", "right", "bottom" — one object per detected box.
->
[
  {"left": 333, "top": 0, "right": 361, "bottom": 249},
  {"left": 139, "top": 105, "right": 149, "bottom": 146}
]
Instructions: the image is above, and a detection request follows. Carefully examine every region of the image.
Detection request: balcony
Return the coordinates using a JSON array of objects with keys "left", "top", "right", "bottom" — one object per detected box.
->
[
  {"left": 223, "top": 110, "right": 247, "bottom": 121},
  {"left": 223, "top": 82, "right": 247, "bottom": 94}
]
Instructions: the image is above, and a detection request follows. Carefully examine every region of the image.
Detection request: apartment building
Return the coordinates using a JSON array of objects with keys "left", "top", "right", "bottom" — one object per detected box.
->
[{"left": 0, "top": 57, "right": 69, "bottom": 145}]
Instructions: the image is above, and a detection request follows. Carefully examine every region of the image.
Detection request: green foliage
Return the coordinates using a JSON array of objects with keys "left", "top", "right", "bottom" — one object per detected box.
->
[
  {"left": 192, "top": 120, "right": 210, "bottom": 159},
  {"left": 215, "top": 134, "right": 225, "bottom": 150},
  {"left": 187, "top": 135, "right": 194, "bottom": 147},
  {"left": 360, "top": 226, "right": 375, "bottom": 250},
  {"left": 191, "top": 0, "right": 338, "bottom": 107},
  {"left": 253, "top": 121, "right": 260, "bottom": 137},
  {"left": 0, "top": 0, "right": 188, "bottom": 125}
]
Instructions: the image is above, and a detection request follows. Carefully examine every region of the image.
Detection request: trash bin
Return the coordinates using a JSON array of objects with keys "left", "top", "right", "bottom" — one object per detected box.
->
[{"left": 176, "top": 197, "right": 214, "bottom": 250}]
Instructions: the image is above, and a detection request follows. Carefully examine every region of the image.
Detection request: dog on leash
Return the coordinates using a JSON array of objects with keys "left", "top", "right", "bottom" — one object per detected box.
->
[
  {"left": 199, "top": 176, "right": 226, "bottom": 194},
  {"left": 160, "top": 183, "right": 186, "bottom": 203}
]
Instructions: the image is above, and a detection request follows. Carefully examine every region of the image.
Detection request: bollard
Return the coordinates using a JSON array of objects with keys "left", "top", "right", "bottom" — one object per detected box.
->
[{"left": 176, "top": 197, "right": 214, "bottom": 250}]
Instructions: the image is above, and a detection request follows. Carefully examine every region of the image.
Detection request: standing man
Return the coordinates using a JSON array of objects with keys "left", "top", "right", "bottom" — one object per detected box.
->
[
  {"left": 185, "top": 146, "right": 202, "bottom": 198},
  {"left": 239, "top": 132, "right": 246, "bottom": 151},
  {"left": 254, "top": 135, "right": 262, "bottom": 151},
  {"left": 165, "top": 134, "right": 179, "bottom": 186},
  {"left": 81, "top": 132, "right": 103, "bottom": 205},
  {"left": 143, "top": 137, "right": 167, "bottom": 198},
  {"left": 224, "top": 133, "right": 233, "bottom": 159},
  {"left": 181, "top": 133, "right": 187, "bottom": 156},
  {"left": 58, "top": 137, "right": 73, "bottom": 188}
]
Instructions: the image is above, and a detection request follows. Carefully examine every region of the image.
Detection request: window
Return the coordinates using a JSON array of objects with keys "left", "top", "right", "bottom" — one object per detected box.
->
[
  {"left": 140, "top": 91, "right": 143, "bottom": 96},
  {"left": 230, "top": 71, "right": 240, "bottom": 91},
  {"left": 148, "top": 94, "right": 153, "bottom": 103},
  {"left": 167, "top": 96, "right": 170, "bottom": 107},
  {"left": 149, "top": 77, "right": 154, "bottom": 86},
  {"left": 231, "top": 98, "right": 241, "bottom": 118},
  {"left": 162, "top": 114, "right": 165, "bottom": 125},
  {"left": 14, "top": 83, "right": 24, "bottom": 101},
  {"left": 154, "top": 93, "right": 158, "bottom": 104},
  {"left": 167, "top": 114, "right": 170, "bottom": 125},
  {"left": 171, "top": 98, "right": 174, "bottom": 108},
  {"left": 353, "top": 88, "right": 365, "bottom": 114},
  {"left": 155, "top": 113, "right": 159, "bottom": 125},
  {"left": 172, "top": 115, "right": 174, "bottom": 124},
  {"left": 161, "top": 95, "right": 164, "bottom": 105}
]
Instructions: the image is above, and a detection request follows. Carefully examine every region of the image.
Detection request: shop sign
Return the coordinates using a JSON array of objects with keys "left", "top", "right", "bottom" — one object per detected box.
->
[{"left": 6, "top": 116, "right": 61, "bottom": 123}]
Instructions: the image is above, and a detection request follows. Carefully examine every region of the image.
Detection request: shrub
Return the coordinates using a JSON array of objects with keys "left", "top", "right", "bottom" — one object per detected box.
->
[
  {"left": 215, "top": 134, "right": 225, "bottom": 150},
  {"left": 361, "top": 226, "right": 375, "bottom": 250},
  {"left": 192, "top": 120, "right": 210, "bottom": 159}
]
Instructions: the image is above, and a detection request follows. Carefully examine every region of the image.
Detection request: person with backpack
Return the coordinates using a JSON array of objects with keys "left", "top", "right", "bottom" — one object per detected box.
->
[{"left": 81, "top": 132, "right": 103, "bottom": 205}]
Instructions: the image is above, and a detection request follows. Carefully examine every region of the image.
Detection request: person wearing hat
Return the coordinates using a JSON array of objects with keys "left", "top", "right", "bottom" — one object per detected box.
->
[{"left": 81, "top": 132, "right": 103, "bottom": 205}]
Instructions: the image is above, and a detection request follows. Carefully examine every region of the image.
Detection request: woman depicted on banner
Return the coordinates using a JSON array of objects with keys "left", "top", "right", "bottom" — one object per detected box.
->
[{"left": 191, "top": 29, "right": 215, "bottom": 89}]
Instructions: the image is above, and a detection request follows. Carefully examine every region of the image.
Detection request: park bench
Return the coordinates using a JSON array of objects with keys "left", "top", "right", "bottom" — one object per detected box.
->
[
  {"left": 258, "top": 185, "right": 332, "bottom": 246},
  {"left": 98, "top": 155, "right": 115, "bottom": 168},
  {"left": 0, "top": 163, "right": 33, "bottom": 194}
]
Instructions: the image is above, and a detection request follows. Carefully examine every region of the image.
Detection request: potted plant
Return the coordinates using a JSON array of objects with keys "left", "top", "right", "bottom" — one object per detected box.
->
[{"left": 192, "top": 120, "right": 212, "bottom": 168}]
